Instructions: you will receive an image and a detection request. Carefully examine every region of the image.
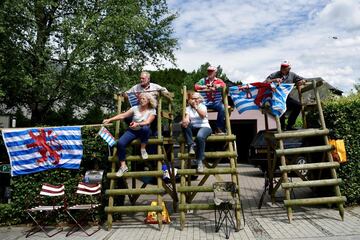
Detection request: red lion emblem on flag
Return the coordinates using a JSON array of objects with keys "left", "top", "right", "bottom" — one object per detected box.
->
[{"left": 26, "top": 129, "right": 63, "bottom": 165}]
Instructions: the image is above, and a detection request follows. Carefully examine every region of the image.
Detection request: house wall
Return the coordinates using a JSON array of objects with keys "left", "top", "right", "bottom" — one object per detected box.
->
[
  {"left": 208, "top": 110, "right": 276, "bottom": 162},
  {"left": 208, "top": 110, "right": 277, "bottom": 132}
]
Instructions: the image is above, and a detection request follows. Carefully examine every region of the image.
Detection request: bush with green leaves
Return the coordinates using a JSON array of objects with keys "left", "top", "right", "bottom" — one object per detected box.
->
[
  {"left": 308, "top": 93, "right": 360, "bottom": 205},
  {"left": 323, "top": 94, "right": 360, "bottom": 205}
]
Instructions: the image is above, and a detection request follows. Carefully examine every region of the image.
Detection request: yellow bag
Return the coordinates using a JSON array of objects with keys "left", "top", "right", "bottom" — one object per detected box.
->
[
  {"left": 329, "top": 139, "right": 347, "bottom": 163},
  {"left": 144, "top": 201, "right": 171, "bottom": 224}
]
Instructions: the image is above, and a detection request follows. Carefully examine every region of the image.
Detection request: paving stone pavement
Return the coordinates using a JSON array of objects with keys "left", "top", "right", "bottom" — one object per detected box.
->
[{"left": 1, "top": 164, "right": 360, "bottom": 240}]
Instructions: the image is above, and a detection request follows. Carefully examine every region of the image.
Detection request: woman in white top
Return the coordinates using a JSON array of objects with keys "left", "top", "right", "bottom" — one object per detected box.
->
[
  {"left": 103, "top": 92, "right": 157, "bottom": 177},
  {"left": 181, "top": 92, "right": 212, "bottom": 173}
]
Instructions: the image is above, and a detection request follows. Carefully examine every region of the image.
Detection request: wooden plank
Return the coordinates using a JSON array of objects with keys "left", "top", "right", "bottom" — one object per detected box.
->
[
  {"left": 273, "top": 129, "right": 329, "bottom": 139},
  {"left": 178, "top": 151, "right": 237, "bottom": 159},
  {"left": 276, "top": 145, "right": 333, "bottom": 156},
  {"left": 284, "top": 196, "right": 346, "bottom": 206},
  {"left": 177, "top": 186, "right": 213, "bottom": 192},
  {"left": 282, "top": 179, "right": 342, "bottom": 189},
  {"left": 108, "top": 154, "right": 165, "bottom": 162},
  {"left": 177, "top": 168, "right": 237, "bottom": 175},
  {"left": 105, "top": 205, "right": 162, "bottom": 213},
  {"left": 107, "top": 171, "right": 163, "bottom": 179},
  {"left": 106, "top": 188, "right": 165, "bottom": 195},
  {"left": 280, "top": 162, "right": 339, "bottom": 172},
  {"left": 178, "top": 134, "right": 236, "bottom": 143}
]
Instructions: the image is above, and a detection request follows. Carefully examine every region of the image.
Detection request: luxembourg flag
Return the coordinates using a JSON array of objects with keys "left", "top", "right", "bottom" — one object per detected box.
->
[
  {"left": 1, "top": 126, "right": 83, "bottom": 176},
  {"left": 229, "top": 83, "right": 294, "bottom": 117}
]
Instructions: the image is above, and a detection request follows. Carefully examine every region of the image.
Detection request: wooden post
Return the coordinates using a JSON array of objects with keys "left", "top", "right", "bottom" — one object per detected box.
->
[
  {"left": 276, "top": 116, "right": 293, "bottom": 222},
  {"left": 313, "top": 79, "right": 344, "bottom": 220},
  {"left": 180, "top": 86, "right": 187, "bottom": 230},
  {"left": 107, "top": 94, "right": 123, "bottom": 230}
]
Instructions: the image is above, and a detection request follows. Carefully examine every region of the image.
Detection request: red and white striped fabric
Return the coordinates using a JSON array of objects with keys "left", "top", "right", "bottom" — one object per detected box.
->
[
  {"left": 40, "top": 183, "right": 65, "bottom": 197},
  {"left": 76, "top": 182, "right": 101, "bottom": 195}
]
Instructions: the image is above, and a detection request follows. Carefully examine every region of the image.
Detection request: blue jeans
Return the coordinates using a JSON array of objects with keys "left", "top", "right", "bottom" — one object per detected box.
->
[
  {"left": 117, "top": 126, "right": 151, "bottom": 162},
  {"left": 182, "top": 123, "right": 212, "bottom": 163},
  {"left": 206, "top": 102, "right": 225, "bottom": 131}
]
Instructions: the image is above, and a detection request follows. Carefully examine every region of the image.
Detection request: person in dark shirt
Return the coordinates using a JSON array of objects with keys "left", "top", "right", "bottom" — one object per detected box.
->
[{"left": 265, "top": 61, "right": 305, "bottom": 130}]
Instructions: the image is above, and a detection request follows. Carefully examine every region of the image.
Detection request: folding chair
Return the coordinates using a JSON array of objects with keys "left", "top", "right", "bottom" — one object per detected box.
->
[
  {"left": 26, "top": 183, "right": 65, "bottom": 238},
  {"left": 213, "top": 182, "right": 237, "bottom": 239},
  {"left": 65, "top": 182, "right": 102, "bottom": 237}
]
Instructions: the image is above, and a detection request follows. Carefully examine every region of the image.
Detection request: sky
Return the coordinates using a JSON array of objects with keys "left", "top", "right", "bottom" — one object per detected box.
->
[{"left": 159, "top": 0, "right": 360, "bottom": 93}]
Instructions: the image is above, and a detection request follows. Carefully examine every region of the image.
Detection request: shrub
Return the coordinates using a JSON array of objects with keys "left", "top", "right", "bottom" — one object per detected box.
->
[
  {"left": 308, "top": 93, "right": 360, "bottom": 205},
  {"left": 322, "top": 94, "right": 360, "bottom": 205}
]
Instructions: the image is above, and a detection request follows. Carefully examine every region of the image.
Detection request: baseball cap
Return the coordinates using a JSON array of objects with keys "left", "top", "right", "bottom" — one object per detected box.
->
[
  {"left": 281, "top": 60, "right": 291, "bottom": 68},
  {"left": 207, "top": 66, "right": 217, "bottom": 72}
]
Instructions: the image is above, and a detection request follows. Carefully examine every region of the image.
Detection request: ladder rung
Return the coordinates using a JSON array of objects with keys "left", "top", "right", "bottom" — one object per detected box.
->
[
  {"left": 177, "top": 168, "right": 237, "bottom": 175},
  {"left": 178, "top": 151, "right": 237, "bottom": 159},
  {"left": 179, "top": 203, "right": 241, "bottom": 211},
  {"left": 108, "top": 154, "right": 165, "bottom": 162},
  {"left": 177, "top": 186, "right": 213, "bottom": 192},
  {"left": 273, "top": 129, "right": 329, "bottom": 139},
  {"left": 179, "top": 203, "right": 215, "bottom": 210},
  {"left": 106, "top": 188, "right": 165, "bottom": 195},
  {"left": 178, "top": 134, "right": 236, "bottom": 143},
  {"left": 105, "top": 205, "right": 162, "bottom": 213},
  {"left": 107, "top": 170, "right": 163, "bottom": 179},
  {"left": 284, "top": 196, "right": 346, "bottom": 206},
  {"left": 280, "top": 162, "right": 339, "bottom": 172},
  {"left": 276, "top": 145, "right": 333, "bottom": 156},
  {"left": 129, "top": 138, "right": 163, "bottom": 145},
  {"left": 282, "top": 179, "right": 342, "bottom": 189}
]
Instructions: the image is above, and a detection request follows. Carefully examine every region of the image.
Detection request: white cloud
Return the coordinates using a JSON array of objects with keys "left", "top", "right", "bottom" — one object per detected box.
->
[{"left": 156, "top": 0, "right": 360, "bottom": 93}]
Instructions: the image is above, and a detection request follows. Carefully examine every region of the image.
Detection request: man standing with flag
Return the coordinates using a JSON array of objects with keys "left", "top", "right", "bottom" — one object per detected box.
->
[
  {"left": 195, "top": 66, "right": 226, "bottom": 134},
  {"left": 265, "top": 61, "right": 306, "bottom": 131}
]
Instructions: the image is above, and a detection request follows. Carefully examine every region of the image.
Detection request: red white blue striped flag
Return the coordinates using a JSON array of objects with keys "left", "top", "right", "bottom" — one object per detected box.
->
[
  {"left": 2, "top": 126, "right": 83, "bottom": 176},
  {"left": 98, "top": 127, "right": 116, "bottom": 147}
]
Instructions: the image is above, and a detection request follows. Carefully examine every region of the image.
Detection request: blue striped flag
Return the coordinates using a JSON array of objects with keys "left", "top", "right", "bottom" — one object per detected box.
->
[
  {"left": 198, "top": 90, "right": 223, "bottom": 106},
  {"left": 229, "top": 83, "right": 294, "bottom": 116},
  {"left": 127, "top": 93, "right": 139, "bottom": 107},
  {"left": 98, "top": 127, "right": 116, "bottom": 147},
  {"left": 1, "top": 126, "right": 83, "bottom": 176}
]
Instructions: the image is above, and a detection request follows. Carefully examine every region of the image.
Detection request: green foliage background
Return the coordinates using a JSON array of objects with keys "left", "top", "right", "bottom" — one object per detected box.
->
[{"left": 321, "top": 94, "right": 360, "bottom": 204}]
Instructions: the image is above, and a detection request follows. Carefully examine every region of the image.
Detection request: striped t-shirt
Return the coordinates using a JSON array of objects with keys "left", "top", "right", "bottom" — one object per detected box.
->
[{"left": 186, "top": 103, "right": 211, "bottom": 128}]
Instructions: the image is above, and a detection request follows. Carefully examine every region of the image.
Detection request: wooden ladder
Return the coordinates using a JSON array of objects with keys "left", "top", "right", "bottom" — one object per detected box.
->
[
  {"left": 105, "top": 91, "right": 178, "bottom": 230},
  {"left": 265, "top": 79, "right": 346, "bottom": 222},
  {"left": 178, "top": 86, "right": 243, "bottom": 231}
]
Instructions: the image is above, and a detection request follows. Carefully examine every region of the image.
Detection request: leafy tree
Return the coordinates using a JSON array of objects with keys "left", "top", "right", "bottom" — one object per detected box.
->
[{"left": 0, "top": 0, "right": 177, "bottom": 125}]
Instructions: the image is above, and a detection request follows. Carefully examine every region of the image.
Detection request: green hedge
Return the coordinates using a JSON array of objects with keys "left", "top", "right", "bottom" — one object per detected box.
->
[
  {"left": 322, "top": 94, "right": 360, "bottom": 205},
  {"left": 0, "top": 127, "right": 111, "bottom": 225}
]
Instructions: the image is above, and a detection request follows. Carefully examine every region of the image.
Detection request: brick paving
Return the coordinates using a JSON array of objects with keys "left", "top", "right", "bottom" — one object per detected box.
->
[{"left": 1, "top": 164, "right": 360, "bottom": 240}]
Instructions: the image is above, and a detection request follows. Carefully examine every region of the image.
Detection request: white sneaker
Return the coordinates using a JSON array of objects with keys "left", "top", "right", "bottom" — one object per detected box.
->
[
  {"left": 197, "top": 162, "right": 204, "bottom": 173},
  {"left": 189, "top": 144, "right": 196, "bottom": 156},
  {"left": 116, "top": 166, "right": 128, "bottom": 177},
  {"left": 141, "top": 149, "right": 148, "bottom": 159}
]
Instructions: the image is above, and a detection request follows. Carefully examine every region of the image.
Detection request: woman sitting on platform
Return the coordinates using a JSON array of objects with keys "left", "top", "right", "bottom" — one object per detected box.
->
[
  {"left": 181, "top": 92, "right": 212, "bottom": 173},
  {"left": 103, "top": 92, "right": 157, "bottom": 177}
]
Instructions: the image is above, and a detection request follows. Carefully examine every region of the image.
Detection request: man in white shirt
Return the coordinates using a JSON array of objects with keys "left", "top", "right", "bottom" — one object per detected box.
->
[{"left": 126, "top": 71, "right": 169, "bottom": 100}]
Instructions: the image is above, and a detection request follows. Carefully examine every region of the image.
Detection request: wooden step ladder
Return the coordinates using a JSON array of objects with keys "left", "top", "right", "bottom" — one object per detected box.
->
[
  {"left": 105, "top": 91, "right": 178, "bottom": 230},
  {"left": 263, "top": 79, "right": 346, "bottom": 222},
  {"left": 178, "top": 86, "right": 243, "bottom": 231}
]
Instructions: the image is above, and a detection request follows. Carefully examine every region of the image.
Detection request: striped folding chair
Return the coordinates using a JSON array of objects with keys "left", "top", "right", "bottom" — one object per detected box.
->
[
  {"left": 26, "top": 183, "right": 65, "bottom": 238},
  {"left": 65, "top": 182, "right": 102, "bottom": 237}
]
